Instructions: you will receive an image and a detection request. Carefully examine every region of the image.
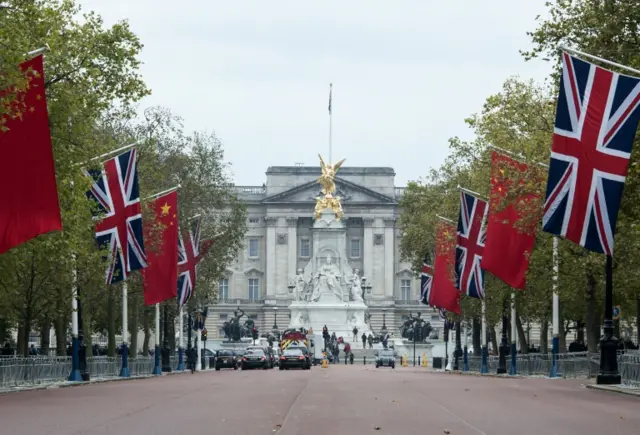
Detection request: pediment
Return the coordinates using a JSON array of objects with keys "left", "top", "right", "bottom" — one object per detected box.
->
[
  {"left": 243, "top": 267, "right": 264, "bottom": 276},
  {"left": 395, "top": 267, "right": 413, "bottom": 277},
  {"left": 262, "top": 178, "right": 396, "bottom": 204}
]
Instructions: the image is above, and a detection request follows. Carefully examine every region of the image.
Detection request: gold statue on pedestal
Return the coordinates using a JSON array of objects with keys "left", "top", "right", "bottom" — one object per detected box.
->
[{"left": 315, "top": 154, "right": 346, "bottom": 220}]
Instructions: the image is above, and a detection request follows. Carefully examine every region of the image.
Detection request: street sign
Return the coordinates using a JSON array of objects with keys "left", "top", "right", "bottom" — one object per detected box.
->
[{"left": 613, "top": 305, "right": 621, "bottom": 320}]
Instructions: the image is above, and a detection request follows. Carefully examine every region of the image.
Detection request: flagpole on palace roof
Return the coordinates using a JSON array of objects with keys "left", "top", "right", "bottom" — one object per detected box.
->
[
  {"left": 456, "top": 185, "right": 487, "bottom": 200},
  {"left": 26, "top": 44, "right": 51, "bottom": 58},
  {"left": 328, "top": 83, "right": 333, "bottom": 164},
  {"left": 558, "top": 45, "right": 640, "bottom": 76}
]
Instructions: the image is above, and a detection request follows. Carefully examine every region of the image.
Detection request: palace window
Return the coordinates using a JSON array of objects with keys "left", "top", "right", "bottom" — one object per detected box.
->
[
  {"left": 219, "top": 278, "right": 229, "bottom": 300},
  {"left": 400, "top": 279, "right": 411, "bottom": 301},
  {"left": 248, "top": 238, "right": 259, "bottom": 258},
  {"left": 350, "top": 238, "right": 361, "bottom": 258},
  {"left": 300, "top": 238, "right": 310, "bottom": 258},
  {"left": 248, "top": 217, "right": 260, "bottom": 224},
  {"left": 248, "top": 278, "right": 260, "bottom": 300}
]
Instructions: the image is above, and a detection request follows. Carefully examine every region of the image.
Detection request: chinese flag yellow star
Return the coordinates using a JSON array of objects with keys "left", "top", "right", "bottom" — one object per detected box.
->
[{"left": 160, "top": 202, "right": 171, "bottom": 216}]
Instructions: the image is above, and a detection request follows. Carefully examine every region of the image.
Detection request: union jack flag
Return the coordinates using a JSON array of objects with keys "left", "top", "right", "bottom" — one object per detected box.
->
[
  {"left": 420, "top": 255, "right": 433, "bottom": 305},
  {"left": 178, "top": 217, "right": 213, "bottom": 306},
  {"left": 84, "top": 149, "right": 146, "bottom": 284},
  {"left": 543, "top": 52, "right": 640, "bottom": 255},
  {"left": 455, "top": 191, "right": 488, "bottom": 299}
]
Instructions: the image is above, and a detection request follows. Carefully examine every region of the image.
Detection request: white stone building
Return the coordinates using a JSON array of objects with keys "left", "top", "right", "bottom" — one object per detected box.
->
[{"left": 205, "top": 165, "right": 446, "bottom": 339}]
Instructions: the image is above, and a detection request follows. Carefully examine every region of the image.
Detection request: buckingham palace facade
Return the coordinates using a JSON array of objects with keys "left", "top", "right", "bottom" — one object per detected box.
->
[{"left": 205, "top": 165, "right": 444, "bottom": 338}]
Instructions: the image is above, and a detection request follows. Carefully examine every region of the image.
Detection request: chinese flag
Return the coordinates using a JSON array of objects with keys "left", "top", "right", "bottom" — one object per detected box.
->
[
  {"left": 142, "top": 191, "right": 179, "bottom": 305},
  {"left": 481, "top": 151, "right": 538, "bottom": 289},
  {"left": 0, "top": 55, "right": 62, "bottom": 253},
  {"left": 430, "top": 221, "right": 461, "bottom": 314}
]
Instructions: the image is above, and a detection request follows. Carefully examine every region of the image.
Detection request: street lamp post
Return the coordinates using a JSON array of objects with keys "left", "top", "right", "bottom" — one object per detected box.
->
[
  {"left": 272, "top": 306, "right": 278, "bottom": 330},
  {"left": 161, "top": 303, "right": 172, "bottom": 373},
  {"left": 454, "top": 320, "right": 462, "bottom": 371}
]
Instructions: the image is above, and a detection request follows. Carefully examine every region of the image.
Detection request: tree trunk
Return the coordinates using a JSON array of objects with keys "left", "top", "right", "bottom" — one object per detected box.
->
[
  {"left": 585, "top": 272, "right": 598, "bottom": 353},
  {"left": 20, "top": 318, "right": 31, "bottom": 356},
  {"left": 55, "top": 306, "right": 67, "bottom": 356},
  {"left": 515, "top": 316, "right": 528, "bottom": 354},
  {"left": 130, "top": 292, "right": 139, "bottom": 358},
  {"left": 39, "top": 321, "right": 51, "bottom": 356},
  {"left": 107, "top": 286, "right": 116, "bottom": 357},
  {"left": 489, "top": 326, "right": 498, "bottom": 355},
  {"left": 577, "top": 320, "right": 585, "bottom": 344},
  {"left": 472, "top": 316, "right": 481, "bottom": 356},
  {"left": 540, "top": 315, "right": 548, "bottom": 354},
  {"left": 17, "top": 324, "right": 25, "bottom": 356},
  {"left": 142, "top": 306, "right": 151, "bottom": 356}
]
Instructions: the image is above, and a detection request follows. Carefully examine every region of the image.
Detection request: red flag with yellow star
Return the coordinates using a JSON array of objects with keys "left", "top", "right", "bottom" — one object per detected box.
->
[
  {"left": 0, "top": 55, "right": 62, "bottom": 253},
  {"left": 430, "top": 221, "right": 460, "bottom": 314},
  {"left": 481, "top": 151, "right": 539, "bottom": 289},
  {"left": 142, "top": 191, "right": 179, "bottom": 305}
]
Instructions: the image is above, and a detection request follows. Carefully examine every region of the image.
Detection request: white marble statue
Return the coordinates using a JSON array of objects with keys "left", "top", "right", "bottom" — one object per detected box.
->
[
  {"left": 291, "top": 269, "right": 308, "bottom": 302},
  {"left": 310, "top": 255, "right": 343, "bottom": 302},
  {"left": 350, "top": 269, "right": 363, "bottom": 302}
]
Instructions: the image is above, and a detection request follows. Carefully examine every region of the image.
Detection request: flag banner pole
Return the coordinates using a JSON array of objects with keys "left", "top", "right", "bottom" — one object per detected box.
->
[
  {"left": 74, "top": 140, "right": 142, "bottom": 167},
  {"left": 487, "top": 144, "right": 548, "bottom": 168},
  {"left": 26, "top": 44, "right": 51, "bottom": 58},
  {"left": 435, "top": 215, "right": 456, "bottom": 225},
  {"left": 119, "top": 280, "right": 130, "bottom": 377},
  {"left": 188, "top": 214, "right": 202, "bottom": 221},
  {"left": 550, "top": 235, "right": 560, "bottom": 377},
  {"left": 143, "top": 184, "right": 181, "bottom": 201},
  {"left": 481, "top": 299, "right": 488, "bottom": 374},
  {"left": 328, "top": 83, "right": 333, "bottom": 164},
  {"left": 456, "top": 185, "right": 487, "bottom": 200},
  {"left": 152, "top": 303, "right": 162, "bottom": 375},
  {"left": 558, "top": 45, "right": 640, "bottom": 77},
  {"left": 177, "top": 306, "right": 185, "bottom": 371},
  {"left": 68, "top": 253, "right": 82, "bottom": 382},
  {"left": 509, "top": 292, "right": 517, "bottom": 375}
]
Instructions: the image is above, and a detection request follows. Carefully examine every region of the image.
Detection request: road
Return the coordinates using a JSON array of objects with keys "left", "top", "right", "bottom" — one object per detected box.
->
[{"left": 0, "top": 365, "right": 638, "bottom": 435}]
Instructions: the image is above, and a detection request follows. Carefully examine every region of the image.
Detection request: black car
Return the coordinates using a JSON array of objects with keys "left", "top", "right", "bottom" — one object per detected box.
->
[
  {"left": 279, "top": 348, "right": 310, "bottom": 370},
  {"left": 241, "top": 350, "right": 271, "bottom": 370},
  {"left": 288, "top": 345, "right": 312, "bottom": 368},
  {"left": 215, "top": 349, "right": 238, "bottom": 370}
]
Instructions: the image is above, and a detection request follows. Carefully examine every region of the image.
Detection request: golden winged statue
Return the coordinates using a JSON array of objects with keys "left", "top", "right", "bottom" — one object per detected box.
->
[
  {"left": 317, "top": 154, "right": 346, "bottom": 196},
  {"left": 315, "top": 154, "right": 346, "bottom": 220}
]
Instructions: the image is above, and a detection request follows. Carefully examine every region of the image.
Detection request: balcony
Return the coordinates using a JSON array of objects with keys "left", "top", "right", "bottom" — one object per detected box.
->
[{"left": 215, "top": 298, "right": 265, "bottom": 306}]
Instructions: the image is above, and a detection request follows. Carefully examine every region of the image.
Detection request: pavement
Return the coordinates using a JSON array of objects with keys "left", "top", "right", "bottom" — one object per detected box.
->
[{"left": 0, "top": 365, "right": 638, "bottom": 435}]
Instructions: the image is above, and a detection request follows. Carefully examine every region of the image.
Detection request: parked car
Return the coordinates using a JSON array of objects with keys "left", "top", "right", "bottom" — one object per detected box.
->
[
  {"left": 375, "top": 349, "right": 396, "bottom": 369},
  {"left": 241, "top": 349, "right": 271, "bottom": 370},
  {"left": 215, "top": 349, "right": 239, "bottom": 370},
  {"left": 279, "top": 348, "right": 309, "bottom": 370}
]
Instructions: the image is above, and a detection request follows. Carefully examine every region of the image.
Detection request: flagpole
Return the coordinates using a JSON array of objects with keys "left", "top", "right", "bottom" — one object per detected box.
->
[
  {"left": 463, "top": 321, "right": 469, "bottom": 371},
  {"left": 68, "top": 254, "right": 82, "bottom": 382},
  {"left": 435, "top": 215, "right": 456, "bottom": 225},
  {"left": 119, "top": 280, "right": 130, "bottom": 377},
  {"left": 195, "top": 316, "right": 202, "bottom": 372},
  {"left": 328, "top": 83, "right": 333, "bottom": 164},
  {"left": 177, "top": 305, "right": 185, "bottom": 371},
  {"left": 143, "top": 184, "right": 181, "bottom": 201},
  {"left": 152, "top": 303, "right": 162, "bottom": 375},
  {"left": 481, "top": 299, "right": 488, "bottom": 374},
  {"left": 487, "top": 144, "right": 549, "bottom": 168},
  {"left": 26, "top": 44, "right": 51, "bottom": 58},
  {"left": 73, "top": 140, "right": 142, "bottom": 167},
  {"left": 509, "top": 292, "right": 517, "bottom": 375},
  {"left": 550, "top": 235, "right": 560, "bottom": 377},
  {"left": 558, "top": 45, "right": 640, "bottom": 76},
  {"left": 456, "top": 185, "right": 487, "bottom": 200}
]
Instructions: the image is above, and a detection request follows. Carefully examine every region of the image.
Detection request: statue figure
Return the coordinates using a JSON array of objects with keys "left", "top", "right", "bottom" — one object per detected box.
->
[
  {"left": 315, "top": 154, "right": 346, "bottom": 220},
  {"left": 221, "top": 321, "right": 231, "bottom": 340},
  {"left": 349, "top": 269, "right": 363, "bottom": 302},
  {"left": 317, "top": 154, "right": 346, "bottom": 196},
  {"left": 310, "top": 255, "right": 343, "bottom": 302},
  {"left": 291, "top": 269, "right": 309, "bottom": 302},
  {"left": 400, "top": 312, "right": 415, "bottom": 340},
  {"left": 364, "top": 309, "right": 372, "bottom": 325},
  {"left": 229, "top": 307, "right": 246, "bottom": 342},
  {"left": 412, "top": 313, "right": 432, "bottom": 343}
]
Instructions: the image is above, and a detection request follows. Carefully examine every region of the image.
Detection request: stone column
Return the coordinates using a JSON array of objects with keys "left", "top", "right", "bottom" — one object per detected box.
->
[
  {"left": 286, "top": 217, "right": 298, "bottom": 284},
  {"left": 265, "top": 216, "right": 277, "bottom": 296},
  {"left": 384, "top": 218, "right": 396, "bottom": 299},
  {"left": 363, "top": 218, "right": 374, "bottom": 292}
]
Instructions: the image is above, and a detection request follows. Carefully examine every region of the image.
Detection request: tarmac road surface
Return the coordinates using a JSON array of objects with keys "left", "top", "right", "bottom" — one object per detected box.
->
[{"left": 0, "top": 365, "right": 638, "bottom": 435}]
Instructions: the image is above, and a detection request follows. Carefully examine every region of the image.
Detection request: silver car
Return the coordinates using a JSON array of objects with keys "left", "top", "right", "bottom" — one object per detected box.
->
[{"left": 375, "top": 350, "right": 396, "bottom": 368}]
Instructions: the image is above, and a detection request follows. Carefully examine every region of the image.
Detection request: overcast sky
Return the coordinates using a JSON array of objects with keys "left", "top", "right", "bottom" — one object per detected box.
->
[{"left": 79, "top": 0, "right": 552, "bottom": 187}]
